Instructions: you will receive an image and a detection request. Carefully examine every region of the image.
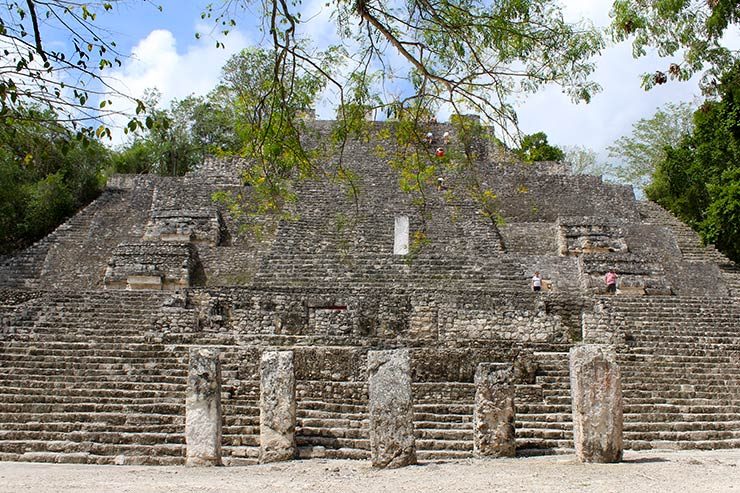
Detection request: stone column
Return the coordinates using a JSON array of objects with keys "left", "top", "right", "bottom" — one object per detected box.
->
[
  {"left": 259, "top": 350, "right": 296, "bottom": 463},
  {"left": 569, "top": 345, "right": 623, "bottom": 463},
  {"left": 367, "top": 349, "right": 417, "bottom": 468},
  {"left": 185, "top": 347, "right": 222, "bottom": 466},
  {"left": 474, "top": 363, "right": 516, "bottom": 458}
]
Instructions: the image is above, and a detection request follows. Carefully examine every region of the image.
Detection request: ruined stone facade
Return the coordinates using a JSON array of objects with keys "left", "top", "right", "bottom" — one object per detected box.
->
[{"left": 0, "top": 119, "right": 738, "bottom": 465}]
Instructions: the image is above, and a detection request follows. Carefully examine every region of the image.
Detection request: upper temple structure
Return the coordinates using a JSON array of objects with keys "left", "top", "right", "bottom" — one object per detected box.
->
[{"left": 0, "top": 119, "right": 738, "bottom": 465}]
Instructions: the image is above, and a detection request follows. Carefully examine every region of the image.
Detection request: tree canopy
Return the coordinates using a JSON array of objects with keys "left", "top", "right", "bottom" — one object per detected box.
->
[
  {"left": 607, "top": 101, "right": 695, "bottom": 193},
  {"left": 610, "top": 0, "right": 740, "bottom": 92},
  {"left": 514, "top": 132, "right": 565, "bottom": 162},
  {"left": 647, "top": 63, "right": 740, "bottom": 262},
  {"left": 1, "top": 1, "right": 604, "bottom": 141},
  {"left": 0, "top": 1, "right": 148, "bottom": 138},
  {"left": 0, "top": 107, "right": 109, "bottom": 254}
]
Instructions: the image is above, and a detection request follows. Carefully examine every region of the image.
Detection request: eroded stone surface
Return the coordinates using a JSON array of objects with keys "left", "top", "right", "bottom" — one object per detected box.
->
[
  {"left": 368, "top": 349, "right": 417, "bottom": 468},
  {"left": 474, "top": 363, "right": 516, "bottom": 458},
  {"left": 186, "top": 347, "right": 222, "bottom": 466},
  {"left": 260, "top": 351, "right": 296, "bottom": 463},
  {"left": 570, "top": 344, "right": 623, "bottom": 463}
]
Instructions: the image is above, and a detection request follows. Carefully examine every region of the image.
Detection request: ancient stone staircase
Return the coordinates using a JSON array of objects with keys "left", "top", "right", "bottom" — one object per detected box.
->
[
  {"left": 0, "top": 290, "right": 189, "bottom": 464},
  {"left": 296, "top": 382, "right": 369, "bottom": 460},
  {"left": 0, "top": 184, "right": 155, "bottom": 291},
  {"left": 410, "top": 349, "right": 575, "bottom": 460},
  {"left": 636, "top": 201, "right": 740, "bottom": 296},
  {"left": 637, "top": 201, "right": 727, "bottom": 263},
  {"left": 599, "top": 295, "right": 740, "bottom": 450}
]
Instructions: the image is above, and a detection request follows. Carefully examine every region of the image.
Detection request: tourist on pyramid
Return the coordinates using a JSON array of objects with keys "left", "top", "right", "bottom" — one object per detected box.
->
[
  {"left": 435, "top": 147, "right": 445, "bottom": 157},
  {"left": 426, "top": 132, "right": 434, "bottom": 144},
  {"left": 605, "top": 269, "right": 618, "bottom": 294},
  {"left": 532, "top": 271, "right": 542, "bottom": 292},
  {"left": 443, "top": 131, "right": 450, "bottom": 145}
]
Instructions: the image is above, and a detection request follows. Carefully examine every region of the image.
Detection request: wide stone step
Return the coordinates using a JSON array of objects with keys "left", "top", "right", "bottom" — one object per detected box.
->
[
  {"left": 222, "top": 425, "right": 260, "bottom": 436},
  {"left": 516, "top": 420, "right": 572, "bottom": 430},
  {"left": 0, "top": 340, "right": 189, "bottom": 353},
  {"left": 296, "top": 445, "right": 369, "bottom": 460},
  {"left": 0, "top": 378, "right": 185, "bottom": 392},
  {"left": 0, "top": 347, "right": 185, "bottom": 360},
  {"left": 297, "top": 417, "right": 368, "bottom": 430},
  {"left": 416, "top": 449, "right": 473, "bottom": 460},
  {"left": 0, "top": 401, "right": 184, "bottom": 414},
  {"left": 413, "top": 403, "right": 473, "bottom": 414},
  {"left": 222, "top": 434, "right": 260, "bottom": 447},
  {"left": 0, "top": 429, "right": 184, "bottom": 445},
  {"left": 0, "top": 393, "right": 183, "bottom": 405},
  {"left": 516, "top": 403, "right": 572, "bottom": 414},
  {"left": 623, "top": 395, "right": 740, "bottom": 405},
  {"left": 297, "top": 408, "right": 367, "bottom": 421},
  {"left": 0, "top": 360, "right": 184, "bottom": 372},
  {"left": 625, "top": 420, "right": 740, "bottom": 432},
  {"left": 414, "top": 420, "right": 474, "bottom": 430},
  {"left": 515, "top": 438, "right": 573, "bottom": 451},
  {"left": 2, "top": 421, "right": 183, "bottom": 434},
  {"left": 415, "top": 438, "right": 472, "bottom": 451},
  {"left": 516, "top": 427, "right": 573, "bottom": 440},
  {"left": 0, "top": 412, "right": 183, "bottom": 426},
  {"left": 295, "top": 435, "right": 369, "bottom": 450},
  {"left": 414, "top": 428, "right": 472, "bottom": 441},
  {"left": 624, "top": 412, "right": 740, "bottom": 423},
  {"left": 296, "top": 426, "right": 366, "bottom": 440},
  {"left": 624, "top": 403, "right": 740, "bottom": 414},
  {"left": 0, "top": 372, "right": 186, "bottom": 384},
  {"left": 222, "top": 445, "right": 260, "bottom": 463},
  {"left": 624, "top": 438, "right": 740, "bottom": 451},
  {"left": 298, "top": 400, "right": 368, "bottom": 414},
  {"left": 0, "top": 439, "right": 185, "bottom": 458},
  {"left": 413, "top": 412, "right": 474, "bottom": 423},
  {"left": 222, "top": 403, "right": 260, "bottom": 415},
  {"left": 0, "top": 450, "right": 185, "bottom": 465}
]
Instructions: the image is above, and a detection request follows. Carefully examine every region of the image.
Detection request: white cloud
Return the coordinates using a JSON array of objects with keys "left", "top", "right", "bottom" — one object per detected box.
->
[
  {"left": 516, "top": 9, "right": 703, "bottom": 157},
  {"left": 102, "top": 28, "right": 250, "bottom": 142}
]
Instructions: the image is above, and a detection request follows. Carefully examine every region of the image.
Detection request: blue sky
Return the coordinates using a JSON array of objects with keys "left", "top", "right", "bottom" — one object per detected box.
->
[{"left": 62, "top": 0, "right": 728, "bottom": 160}]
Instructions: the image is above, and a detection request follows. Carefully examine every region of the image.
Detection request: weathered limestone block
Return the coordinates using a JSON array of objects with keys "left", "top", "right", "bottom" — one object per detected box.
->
[
  {"left": 569, "top": 344, "right": 623, "bottom": 463},
  {"left": 474, "top": 363, "right": 516, "bottom": 457},
  {"left": 260, "top": 351, "right": 296, "bottom": 463},
  {"left": 394, "top": 216, "right": 410, "bottom": 255},
  {"left": 368, "top": 349, "right": 417, "bottom": 468},
  {"left": 186, "top": 347, "right": 222, "bottom": 466}
]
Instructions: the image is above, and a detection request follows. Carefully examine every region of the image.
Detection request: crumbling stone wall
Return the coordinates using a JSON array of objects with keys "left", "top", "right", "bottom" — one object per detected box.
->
[{"left": 104, "top": 242, "right": 206, "bottom": 290}]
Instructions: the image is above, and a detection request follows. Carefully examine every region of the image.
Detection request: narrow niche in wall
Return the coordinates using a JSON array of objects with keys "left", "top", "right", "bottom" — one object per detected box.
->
[{"left": 394, "top": 216, "right": 410, "bottom": 255}]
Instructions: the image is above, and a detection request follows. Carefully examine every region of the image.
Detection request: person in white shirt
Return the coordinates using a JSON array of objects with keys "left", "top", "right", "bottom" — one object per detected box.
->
[{"left": 532, "top": 271, "right": 542, "bottom": 292}]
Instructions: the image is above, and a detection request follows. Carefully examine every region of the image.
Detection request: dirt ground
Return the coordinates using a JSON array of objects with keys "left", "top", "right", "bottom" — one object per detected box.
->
[{"left": 0, "top": 449, "right": 738, "bottom": 493}]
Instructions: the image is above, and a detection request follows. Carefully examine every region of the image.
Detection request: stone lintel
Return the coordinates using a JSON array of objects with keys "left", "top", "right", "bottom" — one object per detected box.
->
[
  {"left": 260, "top": 350, "right": 296, "bottom": 463},
  {"left": 569, "top": 344, "right": 623, "bottom": 463},
  {"left": 474, "top": 363, "right": 516, "bottom": 458},
  {"left": 368, "top": 349, "right": 417, "bottom": 468},
  {"left": 126, "top": 275, "right": 163, "bottom": 290},
  {"left": 186, "top": 347, "right": 222, "bottom": 466}
]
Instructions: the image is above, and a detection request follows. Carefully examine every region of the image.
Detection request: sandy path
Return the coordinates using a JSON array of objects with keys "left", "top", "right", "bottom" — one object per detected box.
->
[{"left": 0, "top": 449, "right": 738, "bottom": 493}]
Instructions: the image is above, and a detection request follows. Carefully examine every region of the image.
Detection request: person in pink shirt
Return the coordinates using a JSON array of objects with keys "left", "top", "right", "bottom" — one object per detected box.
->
[{"left": 605, "top": 269, "right": 618, "bottom": 294}]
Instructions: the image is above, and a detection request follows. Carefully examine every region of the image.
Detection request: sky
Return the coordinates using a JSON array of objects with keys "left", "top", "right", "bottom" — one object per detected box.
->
[{"left": 69, "top": 0, "right": 721, "bottom": 157}]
